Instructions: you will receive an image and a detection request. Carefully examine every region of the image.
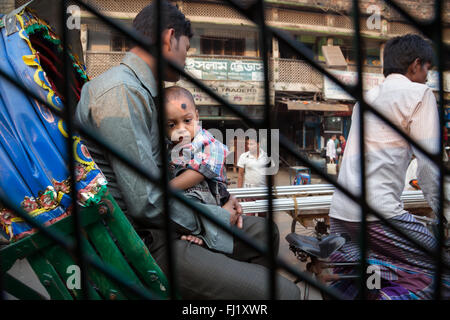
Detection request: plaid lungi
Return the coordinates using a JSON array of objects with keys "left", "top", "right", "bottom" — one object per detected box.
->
[{"left": 329, "top": 212, "right": 450, "bottom": 300}]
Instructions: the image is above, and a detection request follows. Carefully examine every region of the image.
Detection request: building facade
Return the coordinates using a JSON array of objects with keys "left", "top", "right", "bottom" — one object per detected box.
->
[{"left": 12, "top": 0, "right": 450, "bottom": 165}]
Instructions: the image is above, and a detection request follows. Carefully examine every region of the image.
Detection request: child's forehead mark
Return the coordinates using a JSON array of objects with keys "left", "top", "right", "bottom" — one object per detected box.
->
[{"left": 181, "top": 103, "right": 187, "bottom": 110}]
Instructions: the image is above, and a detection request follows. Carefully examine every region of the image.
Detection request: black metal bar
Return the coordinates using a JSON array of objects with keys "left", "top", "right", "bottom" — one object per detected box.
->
[
  {"left": 2, "top": 49, "right": 448, "bottom": 297},
  {"left": 351, "top": 0, "right": 369, "bottom": 300},
  {"left": 60, "top": 0, "right": 89, "bottom": 300},
  {"left": 256, "top": 0, "right": 277, "bottom": 300},
  {"left": 69, "top": 0, "right": 448, "bottom": 180},
  {"left": 432, "top": 0, "right": 445, "bottom": 301},
  {"left": 73, "top": 0, "right": 448, "bottom": 178},
  {"left": 155, "top": 0, "right": 177, "bottom": 300},
  {"left": 2, "top": 0, "right": 447, "bottom": 301},
  {"left": 2, "top": 55, "right": 445, "bottom": 301},
  {"left": 1, "top": 53, "right": 447, "bottom": 288}
]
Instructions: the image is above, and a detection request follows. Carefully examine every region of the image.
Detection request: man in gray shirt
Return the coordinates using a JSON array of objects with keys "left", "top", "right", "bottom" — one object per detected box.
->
[{"left": 75, "top": 1, "right": 300, "bottom": 299}]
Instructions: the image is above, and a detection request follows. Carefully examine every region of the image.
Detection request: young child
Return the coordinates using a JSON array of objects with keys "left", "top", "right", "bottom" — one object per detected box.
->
[{"left": 165, "top": 86, "right": 231, "bottom": 219}]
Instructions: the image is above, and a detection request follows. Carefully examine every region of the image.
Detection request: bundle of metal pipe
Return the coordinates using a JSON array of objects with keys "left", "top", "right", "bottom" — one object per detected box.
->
[
  {"left": 238, "top": 190, "right": 428, "bottom": 214},
  {"left": 228, "top": 184, "right": 335, "bottom": 199}
]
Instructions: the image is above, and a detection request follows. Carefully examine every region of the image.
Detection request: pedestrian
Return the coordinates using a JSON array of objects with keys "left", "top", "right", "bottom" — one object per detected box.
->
[{"left": 326, "top": 134, "right": 337, "bottom": 164}]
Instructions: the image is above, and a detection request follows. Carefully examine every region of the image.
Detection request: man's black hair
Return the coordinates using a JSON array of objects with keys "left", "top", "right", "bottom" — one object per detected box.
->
[
  {"left": 383, "top": 34, "right": 434, "bottom": 77},
  {"left": 131, "top": 0, "right": 193, "bottom": 47}
]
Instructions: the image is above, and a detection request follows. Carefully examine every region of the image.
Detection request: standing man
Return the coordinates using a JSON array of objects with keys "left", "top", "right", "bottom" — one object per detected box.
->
[
  {"left": 326, "top": 134, "right": 337, "bottom": 164},
  {"left": 328, "top": 34, "right": 450, "bottom": 299},
  {"left": 237, "top": 137, "right": 269, "bottom": 188},
  {"left": 75, "top": 1, "right": 300, "bottom": 299}
]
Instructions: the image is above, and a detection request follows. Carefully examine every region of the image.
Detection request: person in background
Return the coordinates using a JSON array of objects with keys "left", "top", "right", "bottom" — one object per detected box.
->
[
  {"left": 326, "top": 134, "right": 337, "bottom": 164},
  {"left": 237, "top": 137, "right": 269, "bottom": 188},
  {"left": 337, "top": 135, "right": 346, "bottom": 174},
  {"left": 237, "top": 137, "right": 270, "bottom": 217},
  {"left": 339, "top": 135, "right": 346, "bottom": 157}
]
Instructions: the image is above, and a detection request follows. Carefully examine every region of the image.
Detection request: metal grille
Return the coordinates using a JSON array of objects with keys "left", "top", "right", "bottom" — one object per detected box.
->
[
  {"left": 278, "top": 58, "right": 322, "bottom": 86},
  {"left": 182, "top": 2, "right": 273, "bottom": 22},
  {"left": 182, "top": 2, "right": 248, "bottom": 20},
  {"left": 333, "top": 15, "right": 353, "bottom": 29},
  {"left": 198, "top": 27, "right": 257, "bottom": 40},
  {"left": 86, "top": 51, "right": 125, "bottom": 78},
  {"left": 85, "top": 0, "right": 149, "bottom": 13},
  {"left": 1, "top": 0, "right": 448, "bottom": 302},
  {"left": 277, "top": 9, "right": 326, "bottom": 26},
  {"left": 390, "top": 21, "right": 417, "bottom": 34}
]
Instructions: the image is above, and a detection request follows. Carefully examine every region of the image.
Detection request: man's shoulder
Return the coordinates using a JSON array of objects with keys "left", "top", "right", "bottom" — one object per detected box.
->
[
  {"left": 239, "top": 151, "right": 250, "bottom": 158},
  {"left": 237, "top": 151, "right": 250, "bottom": 165},
  {"left": 378, "top": 77, "right": 430, "bottom": 100},
  {"left": 84, "top": 64, "right": 148, "bottom": 100}
]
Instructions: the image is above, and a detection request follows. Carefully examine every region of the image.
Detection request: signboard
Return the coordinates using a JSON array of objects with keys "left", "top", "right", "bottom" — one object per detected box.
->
[
  {"left": 324, "top": 69, "right": 450, "bottom": 101},
  {"left": 176, "top": 80, "right": 273, "bottom": 106},
  {"left": 185, "top": 58, "right": 264, "bottom": 81},
  {"left": 323, "top": 69, "right": 385, "bottom": 100},
  {"left": 322, "top": 46, "right": 347, "bottom": 68}
]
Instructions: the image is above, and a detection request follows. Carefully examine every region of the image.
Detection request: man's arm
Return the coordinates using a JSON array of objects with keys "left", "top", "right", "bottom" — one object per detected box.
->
[
  {"left": 237, "top": 167, "right": 245, "bottom": 188},
  {"left": 409, "top": 89, "right": 441, "bottom": 216},
  {"left": 170, "top": 169, "right": 204, "bottom": 190}
]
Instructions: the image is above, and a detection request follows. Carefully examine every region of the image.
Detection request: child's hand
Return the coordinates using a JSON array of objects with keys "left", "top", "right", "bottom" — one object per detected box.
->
[{"left": 181, "top": 235, "right": 204, "bottom": 246}]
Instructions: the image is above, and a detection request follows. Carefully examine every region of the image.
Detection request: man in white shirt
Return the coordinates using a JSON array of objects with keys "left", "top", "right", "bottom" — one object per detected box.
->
[
  {"left": 328, "top": 34, "right": 450, "bottom": 299},
  {"left": 326, "top": 134, "right": 337, "bottom": 163},
  {"left": 237, "top": 137, "right": 269, "bottom": 188}
]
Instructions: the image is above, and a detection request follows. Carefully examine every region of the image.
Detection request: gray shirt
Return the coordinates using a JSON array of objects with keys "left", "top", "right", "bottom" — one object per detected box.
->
[{"left": 75, "top": 52, "right": 233, "bottom": 253}]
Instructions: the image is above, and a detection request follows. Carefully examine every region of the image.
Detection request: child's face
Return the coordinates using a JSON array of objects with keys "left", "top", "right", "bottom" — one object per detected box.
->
[{"left": 165, "top": 98, "right": 199, "bottom": 145}]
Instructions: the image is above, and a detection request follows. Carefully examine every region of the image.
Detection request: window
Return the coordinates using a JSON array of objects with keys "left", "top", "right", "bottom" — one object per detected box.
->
[
  {"left": 324, "top": 116, "right": 342, "bottom": 133},
  {"left": 333, "top": 38, "right": 381, "bottom": 66},
  {"left": 333, "top": 38, "right": 356, "bottom": 64},
  {"left": 200, "top": 36, "right": 245, "bottom": 56},
  {"left": 279, "top": 38, "right": 302, "bottom": 59},
  {"left": 111, "top": 34, "right": 129, "bottom": 52},
  {"left": 365, "top": 43, "right": 381, "bottom": 66}
]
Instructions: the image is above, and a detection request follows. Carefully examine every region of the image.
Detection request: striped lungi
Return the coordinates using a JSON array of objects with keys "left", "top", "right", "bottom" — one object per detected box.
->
[{"left": 329, "top": 212, "right": 450, "bottom": 300}]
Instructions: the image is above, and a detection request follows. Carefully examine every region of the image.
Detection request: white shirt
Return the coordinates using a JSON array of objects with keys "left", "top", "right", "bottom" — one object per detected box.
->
[
  {"left": 329, "top": 74, "right": 440, "bottom": 222},
  {"left": 237, "top": 149, "right": 269, "bottom": 187},
  {"left": 326, "top": 139, "right": 337, "bottom": 159}
]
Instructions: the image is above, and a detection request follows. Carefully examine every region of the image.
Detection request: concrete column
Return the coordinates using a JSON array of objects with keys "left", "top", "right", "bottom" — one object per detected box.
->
[
  {"left": 80, "top": 24, "right": 88, "bottom": 64},
  {"left": 272, "top": 37, "right": 279, "bottom": 83}
]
